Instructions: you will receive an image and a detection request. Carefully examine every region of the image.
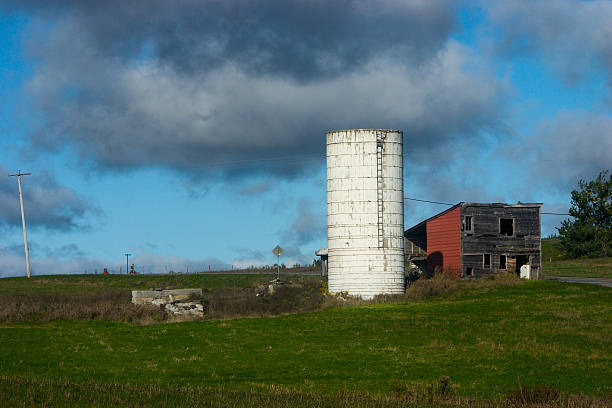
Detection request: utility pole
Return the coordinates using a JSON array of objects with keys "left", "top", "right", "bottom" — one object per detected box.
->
[
  {"left": 8, "top": 171, "right": 31, "bottom": 278},
  {"left": 125, "top": 253, "right": 131, "bottom": 275}
]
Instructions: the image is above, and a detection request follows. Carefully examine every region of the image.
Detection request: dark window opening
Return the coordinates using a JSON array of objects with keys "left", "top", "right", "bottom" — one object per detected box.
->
[
  {"left": 500, "top": 255, "right": 507, "bottom": 270},
  {"left": 500, "top": 218, "right": 514, "bottom": 236},
  {"left": 465, "top": 267, "right": 474, "bottom": 276},
  {"left": 483, "top": 254, "right": 491, "bottom": 268},
  {"left": 464, "top": 216, "right": 472, "bottom": 232}
]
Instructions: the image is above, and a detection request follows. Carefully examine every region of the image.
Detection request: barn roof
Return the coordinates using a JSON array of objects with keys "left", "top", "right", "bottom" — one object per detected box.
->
[{"left": 404, "top": 203, "right": 462, "bottom": 236}]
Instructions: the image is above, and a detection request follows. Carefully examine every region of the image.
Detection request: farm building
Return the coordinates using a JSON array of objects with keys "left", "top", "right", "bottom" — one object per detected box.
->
[{"left": 404, "top": 202, "right": 542, "bottom": 279}]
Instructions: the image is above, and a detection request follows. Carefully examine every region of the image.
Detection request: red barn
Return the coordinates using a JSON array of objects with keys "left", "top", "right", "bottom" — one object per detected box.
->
[{"left": 404, "top": 202, "right": 542, "bottom": 278}]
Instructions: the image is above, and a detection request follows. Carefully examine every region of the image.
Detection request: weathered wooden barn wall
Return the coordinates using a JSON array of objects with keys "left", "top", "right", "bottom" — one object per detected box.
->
[
  {"left": 426, "top": 206, "right": 461, "bottom": 276},
  {"left": 461, "top": 204, "right": 541, "bottom": 277}
]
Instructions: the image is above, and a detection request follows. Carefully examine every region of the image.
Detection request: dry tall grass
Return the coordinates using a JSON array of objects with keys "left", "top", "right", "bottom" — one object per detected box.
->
[
  {"left": 0, "top": 291, "right": 167, "bottom": 324},
  {"left": 206, "top": 280, "right": 326, "bottom": 319},
  {"left": 322, "top": 273, "right": 524, "bottom": 307},
  {"left": 0, "top": 279, "right": 327, "bottom": 324},
  {"left": 0, "top": 274, "right": 523, "bottom": 324},
  {"left": 404, "top": 273, "right": 522, "bottom": 300}
]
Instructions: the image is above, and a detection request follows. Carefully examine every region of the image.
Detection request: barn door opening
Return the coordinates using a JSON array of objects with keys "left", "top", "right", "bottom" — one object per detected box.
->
[{"left": 515, "top": 255, "right": 530, "bottom": 276}]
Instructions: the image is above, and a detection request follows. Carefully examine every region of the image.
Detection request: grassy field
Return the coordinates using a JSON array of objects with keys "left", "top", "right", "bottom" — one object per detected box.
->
[
  {"left": 0, "top": 274, "right": 610, "bottom": 406},
  {"left": 542, "top": 257, "right": 612, "bottom": 278},
  {"left": 2, "top": 377, "right": 609, "bottom": 408},
  {"left": 0, "top": 273, "right": 279, "bottom": 295},
  {"left": 541, "top": 238, "right": 565, "bottom": 261},
  {"left": 541, "top": 238, "right": 612, "bottom": 278}
]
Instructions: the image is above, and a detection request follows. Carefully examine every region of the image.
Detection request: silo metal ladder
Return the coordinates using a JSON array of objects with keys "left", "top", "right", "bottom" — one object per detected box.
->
[{"left": 376, "top": 131, "right": 386, "bottom": 249}]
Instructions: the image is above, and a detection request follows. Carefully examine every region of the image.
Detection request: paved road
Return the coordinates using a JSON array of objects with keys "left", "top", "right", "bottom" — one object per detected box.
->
[{"left": 544, "top": 276, "right": 612, "bottom": 288}]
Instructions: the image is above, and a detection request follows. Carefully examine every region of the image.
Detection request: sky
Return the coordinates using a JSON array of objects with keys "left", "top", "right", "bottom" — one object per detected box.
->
[{"left": 0, "top": 0, "right": 610, "bottom": 277}]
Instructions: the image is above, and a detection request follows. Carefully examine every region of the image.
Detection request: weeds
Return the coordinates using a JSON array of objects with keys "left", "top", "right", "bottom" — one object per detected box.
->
[
  {"left": 0, "top": 278, "right": 327, "bottom": 324},
  {"left": 0, "top": 291, "right": 166, "bottom": 324},
  {"left": 506, "top": 384, "right": 561, "bottom": 405},
  {"left": 206, "top": 279, "right": 326, "bottom": 319},
  {"left": 404, "top": 273, "right": 522, "bottom": 300},
  {"left": 1, "top": 376, "right": 609, "bottom": 408}
]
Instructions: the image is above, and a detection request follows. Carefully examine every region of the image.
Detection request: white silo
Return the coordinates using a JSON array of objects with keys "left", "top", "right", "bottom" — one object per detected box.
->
[{"left": 326, "top": 129, "right": 405, "bottom": 298}]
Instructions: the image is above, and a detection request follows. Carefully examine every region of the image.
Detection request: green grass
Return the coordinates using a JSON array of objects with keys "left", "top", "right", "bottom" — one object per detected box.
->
[
  {"left": 0, "top": 376, "right": 427, "bottom": 408},
  {"left": 542, "top": 238, "right": 565, "bottom": 261},
  {"left": 542, "top": 257, "right": 612, "bottom": 278},
  {"left": 0, "top": 279, "right": 610, "bottom": 402},
  {"left": 3, "top": 376, "right": 609, "bottom": 408},
  {"left": 0, "top": 273, "right": 282, "bottom": 296},
  {"left": 540, "top": 238, "right": 612, "bottom": 278}
]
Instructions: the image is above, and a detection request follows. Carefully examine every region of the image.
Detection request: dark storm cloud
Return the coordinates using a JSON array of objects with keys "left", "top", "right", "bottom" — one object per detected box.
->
[
  {"left": 4, "top": 0, "right": 507, "bottom": 179},
  {"left": 5, "top": 0, "right": 455, "bottom": 80},
  {"left": 0, "top": 167, "right": 99, "bottom": 231},
  {"left": 487, "top": 0, "right": 612, "bottom": 84}
]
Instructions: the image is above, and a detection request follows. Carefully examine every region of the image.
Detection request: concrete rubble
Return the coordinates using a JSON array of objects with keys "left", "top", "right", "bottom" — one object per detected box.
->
[
  {"left": 255, "top": 278, "right": 285, "bottom": 297},
  {"left": 131, "top": 288, "right": 204, "bottom": 316}
]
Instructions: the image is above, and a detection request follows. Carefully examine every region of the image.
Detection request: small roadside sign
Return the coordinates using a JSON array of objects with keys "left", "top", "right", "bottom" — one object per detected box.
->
[{"left": 272, "top": 245, "right": 283, "bottom": 281}]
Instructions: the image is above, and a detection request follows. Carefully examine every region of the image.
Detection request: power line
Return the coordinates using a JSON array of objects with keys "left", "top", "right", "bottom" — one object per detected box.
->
[
  {"left": 184, "top": 156, "right": 575, "bottom": 217},
  {"left": 404, "top": 196, "right": 572, "bottom": 216},
  {"left": 404, "top": 197, "right": 454, "bottom": 206}
]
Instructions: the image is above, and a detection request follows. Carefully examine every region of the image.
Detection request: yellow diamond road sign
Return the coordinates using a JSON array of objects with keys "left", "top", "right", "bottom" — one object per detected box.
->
[{"left": 272, "top": 245, "right": 284, "bottom": 257}]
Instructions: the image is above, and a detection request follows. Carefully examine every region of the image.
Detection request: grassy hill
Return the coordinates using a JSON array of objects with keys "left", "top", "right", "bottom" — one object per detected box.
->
[
  {"left": 0, "top": 273, "right": 275, "bottom": 295},
  {"left": 541, "top": 237, "right": 565, "bottom": 261},
  {"left": 542, "top": 257, "right": 612, "bottom": 278},
  {"left": 541, "top": 238, "right": 612, "bottom": 278},
  {"left": 0, "top": 273, "right": 610, "bottom": 406}
]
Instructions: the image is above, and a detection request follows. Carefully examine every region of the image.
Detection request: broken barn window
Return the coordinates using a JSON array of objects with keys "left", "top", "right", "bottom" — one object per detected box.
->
[
  {"left": 483, "top": 254, "right": 491, "bottom": 268},
  {"left": 464, "top": 216, "right": 472, "bottom": 232},
  {"left": 500, "top": 218, "right": 514, "bottom": 236},
  {"left": 465, "top": 267, "right": 474, "bottom": 276},
  {"left": 500, "top": 255, "right": 507, "bottom": 270}
]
